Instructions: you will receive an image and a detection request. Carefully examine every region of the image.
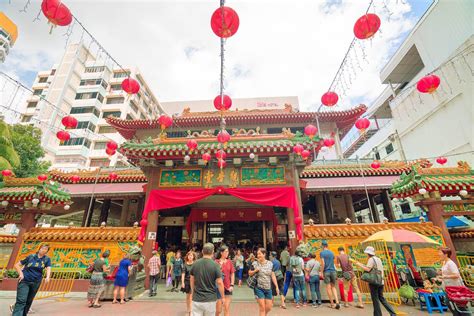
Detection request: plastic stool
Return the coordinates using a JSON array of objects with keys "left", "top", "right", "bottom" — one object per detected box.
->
[{"left": 418, "top": 292, "right": 448, "bottom": 314}]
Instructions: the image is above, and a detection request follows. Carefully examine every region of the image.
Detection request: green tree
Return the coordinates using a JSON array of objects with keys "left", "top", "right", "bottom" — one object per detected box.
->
[
  {"left": 0, "top": 120, "right": 20, "bottom": 173},
  {"left": 10, "top": 124, "right": 51, "bottom": 178}
]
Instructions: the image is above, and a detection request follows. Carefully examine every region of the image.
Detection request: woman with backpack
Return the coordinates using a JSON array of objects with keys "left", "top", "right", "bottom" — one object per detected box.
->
[
  {"left": 355, "top": 246, "right": 396, "bottom": 316},
  {"left": 249, "top": 248, "right": 280, "bottom": 316}
]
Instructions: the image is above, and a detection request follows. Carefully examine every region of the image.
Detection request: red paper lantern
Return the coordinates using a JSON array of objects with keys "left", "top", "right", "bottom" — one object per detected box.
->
[
  {"left": 1, "top": 170, "right": 13, "bottom": 177},
  {"left": 121, "top": 78, "right": 140, "bottom": 95},
  {"left": 355, "top": 118, "right": 370, "bottom": 132},
  {"left": 61, "top": 115, "right": 78, "bottom": 129},
  {"left": 371, "top": 161, "right": 381, "bottom": 169},
  {"left": 41, "top": 0, "right": 72, "bottom": 32},
  {"left": 215, "top": 149, "right": 227, "bottom": 160},
  {"left": 294, "top": 217, "right": 303, "bottom": 225},
  {"left": 353, "top": 13, "right": 381, "bottom": 40},
  {"left": 213, "top": 95, "right": 232, "bottom": 111},
  {"left": 158, "top": 115, "right": 173, "bottom": 130},
  {"left": 106, "top": 141, "right": 118, "bottom": 151},
  {"left": 417, "top": 74, "right": 441, "bottom": 94},
  {"left": 301, "top": 150, "right": 310, "bottom": 160},
  {"left": 202, "top": 153, "right": 211, "bottom": 163},
  {"left": 210, "top": 6, "right": 240, "bottom": 38},
  {"left": 140, "top": 219, "right": 148, "bottom": 227},
  {"left": 323, "top": 138, "right": 335, "bottom": 148},
  {"left": 71, "top": 175, "right": 80, "bottom": 183},
  {"left": 304, "top": 124, "right": 318, "bottom": 139},
  {"left": 56, "top": 130, "right": 70, "bottom": 144},
  {"left": 321, "top": 91, "right": 339, "bottom": 107},
  {"left": 293, "top": 144, "right": 304, "bottom": 155},
  {"left": 217, "top": 159, "right": 227, "bottom": 169},
  {"left": 436, "top": 157, "right": 447, "bottom": 165},
  {"left": 108, "top": 172, "right": 118, "bottom": 181},
  {"left": 186, "top": 139, "right": 198, "bottom": 152},
  {"left": 105, "top": 148, "right": 116, "bottom": 156},
  {"left": 37, "top": 174, "right": 48, "bottom": 181},
  {"left": 217, "top": 130, "right": 231, "bottom": 146}
]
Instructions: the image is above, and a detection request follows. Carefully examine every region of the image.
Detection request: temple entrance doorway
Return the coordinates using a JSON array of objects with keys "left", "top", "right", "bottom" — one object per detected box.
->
[{"left": 206, "top": 221, "right": 264, "bottom": 246}]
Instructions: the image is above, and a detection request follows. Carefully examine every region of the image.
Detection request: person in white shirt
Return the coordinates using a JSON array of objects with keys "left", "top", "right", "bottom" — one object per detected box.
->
[{"left": 438, "top": 247, "right": 463, "bottom": 287}]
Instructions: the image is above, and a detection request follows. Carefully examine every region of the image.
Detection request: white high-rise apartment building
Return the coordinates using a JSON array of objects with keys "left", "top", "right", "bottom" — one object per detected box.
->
[
  {"left": 21, "top": 43, "right": 163, "bottom": 170},
  {"left": 0, "top": 12, "right": 18, "bottom": 63}
]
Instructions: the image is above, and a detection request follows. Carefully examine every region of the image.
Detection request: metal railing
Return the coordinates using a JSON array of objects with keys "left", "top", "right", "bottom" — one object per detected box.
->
[{"left": 458, "top": 255, "right": 474, "bottom": 288}]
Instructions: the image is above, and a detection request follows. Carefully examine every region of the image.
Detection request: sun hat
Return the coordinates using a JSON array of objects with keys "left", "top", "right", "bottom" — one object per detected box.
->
[{"left": 364, "top": 246, "right": 376, "bottom": 256}]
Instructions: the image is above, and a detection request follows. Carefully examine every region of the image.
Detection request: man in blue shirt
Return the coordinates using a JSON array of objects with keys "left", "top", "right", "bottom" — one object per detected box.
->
[
  {"left": 320, "top": 240, "right": 340, "bottom": 309},
  {"left": 11, "top": 244, "right": 51, "bottom": 316}
]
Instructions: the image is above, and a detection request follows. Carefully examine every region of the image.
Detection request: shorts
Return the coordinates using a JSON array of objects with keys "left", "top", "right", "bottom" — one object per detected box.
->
[
  {"left": 216, "top": 288, "right": 232, "bottom": 299},
  {"left": 324, "top": 271, "right": 337, "bottom": 285},
  {"left": 254, "top": 287, "right": 272, "bottom": 300},
  {"left": 271, "top": 278, "right": 284, "bottom": 296},
  {"left": 192, "top": 301, "right": 216, "bottom": 316}
]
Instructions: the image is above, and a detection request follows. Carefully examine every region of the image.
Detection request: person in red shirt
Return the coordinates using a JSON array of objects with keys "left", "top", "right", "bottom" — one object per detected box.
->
[{"left": 215, "top": 245, "right": 235, "bottom": 316}]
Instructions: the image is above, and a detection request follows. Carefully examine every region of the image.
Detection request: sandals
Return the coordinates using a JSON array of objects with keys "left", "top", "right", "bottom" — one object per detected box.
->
[
  {"left": 92, "top": 304, "right": 101, "bottom": 308},
  {"left": 280, "top": 305, "right": 287, "bottom": 309},
  {"left": 112, "top": 300, "right": 118, "bottom": 304},
  {"left": 120, "top": 300, "right": 126, "bottom": 304},
  {"left": 356, "top": 304, "right": 364, "bottom": 309}
]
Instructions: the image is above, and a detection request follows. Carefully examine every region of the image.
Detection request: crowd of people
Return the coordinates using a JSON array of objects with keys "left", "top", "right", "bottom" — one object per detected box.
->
[{"left": 8, "top": 242, "right": 466, "bottom": 316}]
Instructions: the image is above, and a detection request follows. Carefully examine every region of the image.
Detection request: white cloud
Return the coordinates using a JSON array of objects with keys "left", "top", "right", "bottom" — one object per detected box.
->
[{"left": 1, "top": 0, "right": 419, "bottom": 116}]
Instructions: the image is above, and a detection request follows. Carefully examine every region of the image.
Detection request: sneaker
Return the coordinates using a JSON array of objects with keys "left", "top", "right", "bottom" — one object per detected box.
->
[
  {"left": 312, "top": 304, "right": 319, "bottom": 308},
  {"left": 10, "top": 304, "right": 14, "bottom": 313},
  {"left": 336, "top": 304, "right": 341, "bottom": 310}
]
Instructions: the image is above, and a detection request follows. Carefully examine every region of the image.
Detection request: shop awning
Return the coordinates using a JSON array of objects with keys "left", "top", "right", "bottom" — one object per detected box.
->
[
  {"left": 300, "top": 176, "right": 400, "bottom": 192},
  {"left": 62, "top": 183, "right": 146, "bottom": 198}
]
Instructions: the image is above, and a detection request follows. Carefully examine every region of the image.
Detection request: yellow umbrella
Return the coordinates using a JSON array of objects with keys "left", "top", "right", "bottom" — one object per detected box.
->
[{"left": 362, "top": 229, "right": 440, "bottom": 247}]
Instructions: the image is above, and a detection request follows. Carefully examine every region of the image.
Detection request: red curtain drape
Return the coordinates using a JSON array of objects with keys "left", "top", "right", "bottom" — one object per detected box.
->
[{"left": 139, "top": 186, "right": 302, "bottom": 242}]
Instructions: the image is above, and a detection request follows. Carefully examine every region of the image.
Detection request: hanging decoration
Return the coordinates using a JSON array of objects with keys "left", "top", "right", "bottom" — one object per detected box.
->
[
  {"left": 202, "top": 153, "right": 211, "bottom": 164},
  {"left": 417, "top": 74, "right": 441, "bottom": 94},
  {"left": 108, "top": 172, "right": 118, "bottom": 181},
  {"left": 321, "top": 91, "right": 339, "bottom": 107},
  {"left": 217, "top": 159, "right": 227, "bottom": 169},
  {"left": 186, "top": 139, "right": 198, "bottom": 153},
  {"left": 41, "top": 0, "right": 73, "bottom": 34},
  {"left": 323, "top": 138, "right": 335, "bottom": 148},
  {"left": 371, "top": 161, "right": 381, "bottom": 169},
  {"left": 210, "top": 6, "right": 240, "bottom": 38},
  {"left": 217, "top": 130, "right": 231, "bottom": 147},
  {"left": 121, "top": 77, "right": 140, "bottom": 95},
  {"left": 301, "top": 150, "right": 310, "bottom": 160},
  {"left": 436, "top": 157, "right": 447, "bottom": 165},
  {"left": 353, "top": 13, "right": 381, "bottom": 40},
  {"left": 215, "top": 149, "right": 227, "bottom": 161},
  {"left": 294, "top": 216, "right": 303, "bottom": 226},
  {"left": 105, "top": 148, "right": 116, "bottom": 156},
  {"left": 106, "top": 141, "right": 118, "bottom": 151},
  {"left": 61, "top": 115, "right": 78, "bottom": 129},
  {"left": 56, "top": 130, "right": 70, "bottom": 144},
  {"left": 213, "top": 95, "right": 232, "bottom": 111},
  {"left": 158, "top": 115, "right": 173, "bottom": 132},
  {"left": 293, "top": 144, "right": 304, "bottom": 156},
  {"left": 71, "top": 175, "right": 80, "bottom": 183},
  {"left": 355, "top": 118, "right": 370, "bottom": 133},
  {"left": 304, "top": 124, "right": 318, "bottom": 140},
  {"left": 1, "top": 170, "right": 13, "bottom": 177},
  {"left": 37, "top": 174, "right": 48, "bottom": 181}
]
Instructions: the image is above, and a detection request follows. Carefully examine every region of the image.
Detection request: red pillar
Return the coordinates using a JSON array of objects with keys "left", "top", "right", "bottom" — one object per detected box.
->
[
  {"left": 427, "top": 201, "right": 458, "bottom": 264},
  {"left": 7, "top": 212, "right": 37, "bottom": 269}
]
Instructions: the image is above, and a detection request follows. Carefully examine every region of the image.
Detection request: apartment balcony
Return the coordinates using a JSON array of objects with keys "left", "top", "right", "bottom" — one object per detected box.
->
[
  {"left": 342, "top": 118, "right": 392, "bottom": 158},
  {"left": 55, "top": 145, "right": 90, "bottom": 158}
]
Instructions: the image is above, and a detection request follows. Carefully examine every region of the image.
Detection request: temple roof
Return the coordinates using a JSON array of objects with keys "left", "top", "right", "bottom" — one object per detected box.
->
[
  {"left": 0, "top": 177, "right": 71, "bottom": 205},
  {"left": 23, "top": 227, "right": 139, "bottom": 242},
  {"left": 450, "top": 229, "right": 474, "bottom": 239},
  {"left": 304, "top": 222, "right": 441, "bottom": 239},
  {"left": 49, "top": 168, "right": 147, "bottom": 184},
  {"left": 106, "top": 105, "right": 367, "bottom": 140},
  {"left": 0, "top": 234, "right": 17, "bottom": 243},
  {"left": 391, "top": 161, "right": 474, "bottom": 198},
  {"left": 301, "top": 160, "right": 431, "bottom": 178},
  {"left": 120, "top": 131, "right": 322, "bottom": 162}
]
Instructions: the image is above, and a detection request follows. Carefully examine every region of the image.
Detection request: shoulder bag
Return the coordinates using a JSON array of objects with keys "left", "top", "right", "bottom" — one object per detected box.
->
[{"left": 361, "top": 257, "right": 383, "bottom": 286}]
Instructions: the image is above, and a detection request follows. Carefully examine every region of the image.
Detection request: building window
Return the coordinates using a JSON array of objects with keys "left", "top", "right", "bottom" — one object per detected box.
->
[
  {"left": 75, "top": 91, "right": 104, "bottom": 103},
  {"left": 130, "top": 101, "right": 138, "bottom": 113},
  {"left": 70, "top": 106, "right": 100, "bottom": 118},
  {"left": 126, "top": 114, "right": 134, "bottom": 120},
  {"left": 98, "top": 126, "right": 116, "bottom": 134},
  {"left": 267, "top": 128, "right": 282, "bottom": 134},
  {"left": 38, "top": 77, "right": 48, "bottom": 83},
  {"left": 27, "top": 101, "right": 38, "bottom": 108},
  {"left": 90, "top": 158, "right": 110, "bottom": 167},
  {"left": 375, "top": 151, "right": 381, "bottom": 160},
  {"left": 400, "top": 203, "right": 411, "bottom": 214},
  {"left": 140, "top": 113, "right": 145, "bottom": 119},
  {"left": 103, "top": 111, "right": 121, "bottom": 118},
  {"left": 75, "top": 121, "right": 96, "bottom": 132},
  {"left": 50, "top": 69, "right": 56, "bottom": 75},
  {"left": 60, "top": 137, "right": 91, "bottom": 148},
  {"left": 79, "top": 79, "right": 108, "bottom": 89},
  {"left": 21, "top": 115, "right": 32, "bottom": 122},
  {"left": 110, "top": 84, "right": 122, "bottom": 91},
  {"left": 385, "top": 143, "right": 394, "bottom": 155},
  {"left": 33, "top": 89, "right": 43, "bottom": 96},
  {"left": 167, "top": 131, "right": 187, "bottom": 138},
  {"left": 113, "top": 71, "right": 130, "bottom": 78},
  {"left": 106, "top": 97, "right": 124, "bottom": 104},
  {"left": 93, "top": 142, "right": 107, "bottom": 150},
  {"left": 84, "top": 66, "right": 105, "bottom": 73}
]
